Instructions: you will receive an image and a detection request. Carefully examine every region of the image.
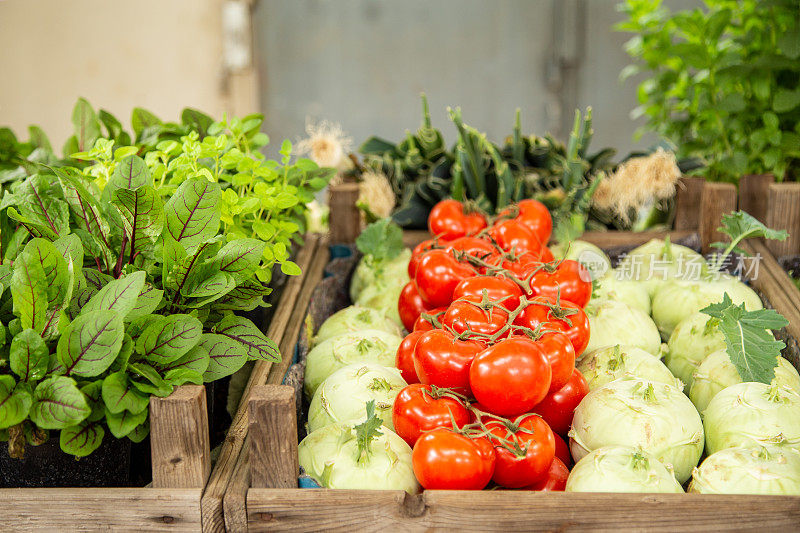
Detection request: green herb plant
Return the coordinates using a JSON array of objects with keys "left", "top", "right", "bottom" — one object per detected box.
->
[{"left": 617, "top": 0, "right": 800, "bottom": 182}]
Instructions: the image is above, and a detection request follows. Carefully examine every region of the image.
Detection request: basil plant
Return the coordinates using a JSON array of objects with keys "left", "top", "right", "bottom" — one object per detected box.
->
[{"left": 0, "top": 161, "right": 291, "bottom": 457}]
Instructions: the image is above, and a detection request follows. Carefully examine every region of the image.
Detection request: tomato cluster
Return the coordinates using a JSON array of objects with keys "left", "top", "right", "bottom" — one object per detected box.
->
[{"left": 392, "top": 199, "right": 591, "bottom": 491}]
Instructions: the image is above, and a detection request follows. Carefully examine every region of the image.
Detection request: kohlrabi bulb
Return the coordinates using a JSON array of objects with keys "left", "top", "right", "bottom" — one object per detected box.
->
[
  {"left": 566, "top": 445, "right": 683, "bottom": 493},
  {"left": 689, "top": 350, "right": 800, "bottom": 414},
  {"left": 307, "top": 363, "right": 407, "bottom": 433},
  {"left": 703, "top": 382, "right": 800, "bottom": 455},
  {"left": 615, "top": 238, "right": 705, "bottom": 296},
  {"left": 583, "top": 300, "right": 662, "bottom": 356},
  {"left": 590, "top": 271, "right": 651, "bottom": 315},
  {"left": 665, "top": 312, "right": 726, "bottom": 390},
  {"left": 314, "top": 306, "right": 401, "bottom": 346},
  {"left": 355, "top": 279, "right": 406, "bottom": 326},
  {"left": 551, "top": 240, "right": 612, "bottom": 280},
  {"left": 689, "top": 445, "right": 800, "bottom": 495},
  {"left": 577, "top": 345, "right": 682, "bottom": 391},
  {"left": 304, "top": 330, "right": 402, "bottom": 399},
  {"left": 569, "top": 378, "right": 703, "bottom": 483},
  {"left": 350, "top": 248, "right": 411, "bottom": 302}
]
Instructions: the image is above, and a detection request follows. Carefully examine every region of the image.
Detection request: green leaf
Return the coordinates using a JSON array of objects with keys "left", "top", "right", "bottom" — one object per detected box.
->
[
  {"left": 355, "top": 218, "right": 404, "bottom": 262},
  {"left": 19, "top": 238, "right": 72, "bottom": 311},
  {"left": 773, "top": 89, "right": 800, "bottom": 113},
  {"left": 80, "top": 381, "right": 106, "bottom": 422},
  {"left": 214, "top": 315, "right": 280, "bottom": 362},
  {"left": 131, "top": 107, "right": 162, "bottom": 137},
  {"left": 57, "top": 310, "right": 125, "bottom": 377},
  {"left": 128, "top": 419, "right": 150, "bottom": 443},
  {"left": 30, "top": 376, "right": 90, "bottom": 429},
  {"left": 105, "top": 406, "right": 148, "bottom": 438},
  {"left": 135, "top": 314, "right": 203, "bottom": 364},
  {"left": 28, "top": 125, "right": 52, "bottom": 152},
  {"left": 280, "top": 261, "right": 301, "bottom": 276},
  {"left": 215, "top": 238, "right": 266, "bottom": 283},
  {"left": 82, "top": 271, "right": 146, "bottom": 319},
  {"left": 0, "top": 375, "right": 32, "bottom": 429},
  {"left": 778, "top": 28, "right": 800, "bottom": 59},
  {"left": 11, "top": 246, "right": 48, "bottom": 332},
  {"left": 101, "top": 371, "right": 149, "bottom": 414},
  {"left": 199, "top": 334, "right": 249, "bottom": 382},
  {"left": 181, "top": 108, "right": 214, "bottom": 138},
  {"left": 701, "top": 294, "right": 788, "bottom": 384},
  {"left": 110, "top": 155, "right": 150, "bottom": 191},
  {"left": 112, "top": 185, "right": 164, "bottom": 254},
  {"left": 127, "top": 284, "right": 164, "bottom": 321},
  {"left": 159, "top": 342, "right": 210, "bottom": 374},
  {"left": 60, "top": 421, "right": 105, "bottom": 457},
  {"left": 354, "top": 400, "right": 383, "bottom": 462},
  {"left": 358, "top": 136, "right": 397, "bottom": 155},
  {"left": 163, "top": 368, "right": 204, "bottom": 386},
  {"left": 128, "top": 362, "right": 172, "bottom": 397},
  {"left": 163, "top": 178, "right": 221, "bottom": 251},
  {"left": 9, "top": 329, "right": 49, "bottom": 382},
  {"left": 713, "top": 210, "right": 788, "bottom": 256},
  {"left": 71, "top": 98, "right": 101, "bottom": 152}
]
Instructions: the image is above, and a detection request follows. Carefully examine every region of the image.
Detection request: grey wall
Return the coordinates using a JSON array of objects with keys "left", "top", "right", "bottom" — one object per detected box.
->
[{"left": 253, "top": 0, "right": 691, "bottom": 159}]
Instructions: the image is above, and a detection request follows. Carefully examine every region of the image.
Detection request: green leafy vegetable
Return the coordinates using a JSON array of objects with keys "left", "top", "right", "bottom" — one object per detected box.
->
[
  {"left": 701, "top": 294, "right": 789, "bottom": 384},
  {"left": 354, "top": 400, "right": 384, "bottom": 463},
  {"left": 355, "top": 218, "right": 404, "bottom": 262},
  {"left": 710, "top": 211, "right": 788, "bottom": 271}
]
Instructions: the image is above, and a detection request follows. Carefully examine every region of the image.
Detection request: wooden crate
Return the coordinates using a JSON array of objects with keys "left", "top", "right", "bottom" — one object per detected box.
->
[
  {"left": 202, "top": 233, "right": 331, "bottom": 532},
  {"left": 225, "top": 229, "right": 800, "bottom": 532}
]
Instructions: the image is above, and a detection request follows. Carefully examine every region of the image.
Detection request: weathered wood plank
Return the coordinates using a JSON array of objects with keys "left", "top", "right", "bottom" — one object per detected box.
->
[
  {"left": 246, "top": 489, "right": 800, "bottom": 532},
  {"left": 329, "top": 183, "right": 361, "bottom": 244},
  {"left": 765, "top": 183, "right": 800, "bottom": 257},
  {"left": 674, "top": 176, "right": 705, "bottom": 230},
  {"left": 201, "top": 234, "right": 320, "bottom": 532},
  {"left": 744, "top": 240, "right": 800, "bottom": 341},
  {"left": 700, "top": 182, "right": 737, "bottom": 253},
  {"left": 738, "top": 173, "right": 774, "bottom": 222},
  {"left": 150, "top": 385, "right": 210, "bottom": 489},
  {"left": 248, "top": 385, "right": 298, "bottom": 489},
  {"left": 0, "top": 488, "right": 202, "bottom": 531}
]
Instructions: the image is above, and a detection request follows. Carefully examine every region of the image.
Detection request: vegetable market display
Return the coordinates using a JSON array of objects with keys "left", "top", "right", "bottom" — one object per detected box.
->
[
  {"left": 0, "top": 100, "right": 332, "bottom": 465},
  {"left": 297, "top": 197, "right": 800, "bottom": 496}
]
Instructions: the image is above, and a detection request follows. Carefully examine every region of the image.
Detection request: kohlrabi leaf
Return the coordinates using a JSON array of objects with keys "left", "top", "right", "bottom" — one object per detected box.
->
[
  {"left": 701, "top": 293, "right": 788, "bottom": 384},
  {"left": 214, "top": 315, "right": 280, "bottom": 362},
  {"left": 355, "top": 218, "right": 404, "bottom": 262},
  {"left": 354, "top": 400, "right": 383, "bottom": 462},
  {"left": 135, "top": 314, "right": 203, "bottom": 364},
  {"left": 105, "top": 406, "right": 148, "bottom": 438},
  {"left": 109, "top": 155, "right": 149, "bottom": 191},
  {"left": 10, "top": 247, "right": 48, "bottom": 332},
  {"left": 9, "top": 329, "right": 49, "bottom": 382},
  {"left": 198, "top": 334, "right": 249, "bottom": 382},
  {"left": 112, "top": 185, "right": 164, "bottom": 255},
  {"left": 710, "top": 211, "right": 789, "bottom": 272},
  {"left": 82, "top": 271, "right": 146, "bottom": 319},
  {"left": 164, "top": 178, "right": 221, "bottom": 251},
  {"left": 0, "top": 375, "right": 32, "bottom": 429},
  {"left": 60, "top": 421, "right": 104, "bottom": 457},
  {"left": 29, "top": 376, "right": 90, "bottom": 429},
  {"left": 101, "top": 371, "right": 150, "bottom": 414},
  {"left": 57, "top": 310, "right": 125, "bottom": 377}
]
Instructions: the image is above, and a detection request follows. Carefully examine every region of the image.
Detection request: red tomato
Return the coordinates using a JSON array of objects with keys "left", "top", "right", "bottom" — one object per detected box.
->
[
  {"left": 413, "top": 329, "right": 484, "bottom": 394},
  {"left": 553, "top": 433, "right": 572, "bottom": 467},
  {"left": 428, "top": 199, "right": 487, "bottom": 240},
  {"left": 440, "top": 298, "right": 509, "bottom": 341},
  {"left": 468, "top": 337, "right": 551, "bottom": 416},
  {"left": 398, "top": 281, "right": 429, "bottom": 332},
  {"left": 514, "top": 297, "right": 590, "bottom": 355},
  {"left": 488, "top": 219, "right": 542, "bottom": 255},
  {"left": 487, "top": 414, "right": 556, "bottom": 488},
  {"left": 528, "top": 259, "right": 593, "bottom": 308},
  {"left": 452, "top": 275, "right": 524, "bottom": 312},
  {"left": 415, "top": 249, "right": 476, "bottom": 308},
  {"left": 395, "top": 331, "right": 425, "bottom": 384},
  {"left": 535, "top": 332, "right": 576, "bottom": 393},
  {"left": 412, "top": 307, "right": 446, "bottom": 332},
  {"left": 409, "top": 238, "right": 447, "bottom": 278},
  {"left": 447, "top": 236, "right": 495, "bottom": 261},
  {"left": 392, "top": 384, "right": 472, "bottom": 447},
  {"left": 537, "top": 247, "right": 555, "bottom": 263},
  {"left": 412, "top": 429, "right": 496, "bottom": 490},
  {"left": 523, "top": 457, "right": 569, "bottom": 491},
  {"left": 533, "top": 368, "right": 589, "bottom": 436},
  {"left": 504, "top": 199, "right": 552, "bottom": 246}
]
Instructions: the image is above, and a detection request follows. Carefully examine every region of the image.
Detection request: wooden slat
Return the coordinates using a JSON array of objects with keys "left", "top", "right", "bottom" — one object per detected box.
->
[
  {"left": 738, "top": 173, "right": 774, "bottom": 222},
  {"left": 248, "top": 385, "right": 298, "bottom": 488},
  {"left": 222, "top": 241, "right": 330, "bottom": 531},
  {"left": 150, "top": 385, "right": 210, "bottom": 489},
  {"left": 328, "top": 183, "right": 361, "bottom": 244},
  {"left": 744, "top": 240, "right": 800, "bottom": 340},
  {"left": 246, "top": 489, "right": 800, "bottom": 532},
  {"left": 700, "top": 182, "right": 737, "bottom": 253},
  {"left": 0, "top": 488, "right": 202, "bottom": 531},
  {"left": 674, "top": 176, "right": 705, "bottom": 230},
  {"left": 765, "top": 183, "right": 800, "bottom": 257},
  {"left": 201, "top": 234, "right": 320, "bottom": 532}
]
